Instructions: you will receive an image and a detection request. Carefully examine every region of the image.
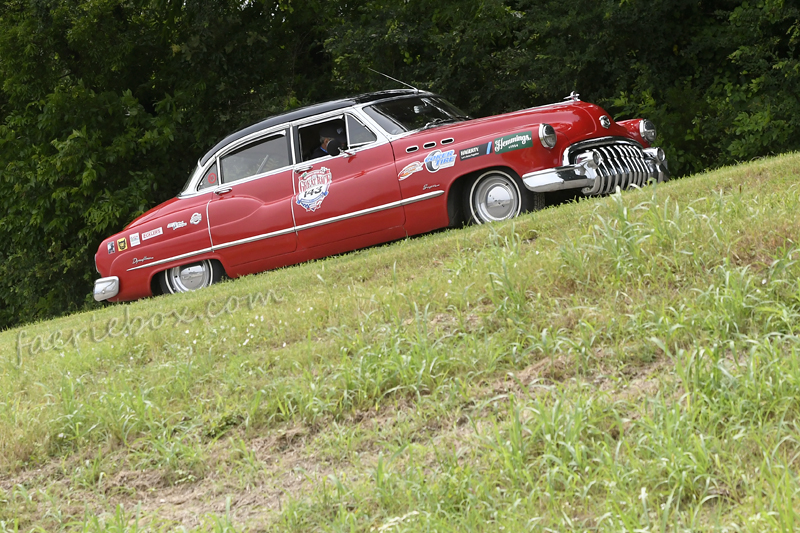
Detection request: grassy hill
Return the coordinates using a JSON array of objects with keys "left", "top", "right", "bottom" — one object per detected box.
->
[{"left": 2, "top": 153, "right": 800, "bottom": 532}]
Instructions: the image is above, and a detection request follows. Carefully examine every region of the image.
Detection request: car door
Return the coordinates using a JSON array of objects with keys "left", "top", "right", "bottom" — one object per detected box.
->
[
  {"left": 291, "top": 113, "right": 405, "bottom": 250},
  {"left": 206, "top": 128, "right": 297, "bottom": 267}
]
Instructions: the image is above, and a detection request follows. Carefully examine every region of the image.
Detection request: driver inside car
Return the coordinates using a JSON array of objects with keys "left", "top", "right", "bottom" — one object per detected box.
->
[{"left": 310, "top": 124, "right": 345, "bottom": 159}]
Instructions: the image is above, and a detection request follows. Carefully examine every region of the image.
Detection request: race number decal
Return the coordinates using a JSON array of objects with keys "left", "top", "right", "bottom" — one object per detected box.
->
[{"left": 296, "top": 167, "right": 332, "bottom": 212}]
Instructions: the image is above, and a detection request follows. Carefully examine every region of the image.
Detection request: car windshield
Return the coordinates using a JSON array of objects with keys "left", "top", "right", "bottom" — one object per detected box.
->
[{"left": 363, "top": 96, "right": 468, "bottom": 135}]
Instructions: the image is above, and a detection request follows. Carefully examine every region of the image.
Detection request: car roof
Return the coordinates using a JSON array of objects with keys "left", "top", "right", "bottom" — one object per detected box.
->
[{"left": 199, "top": 89, "right": 434, "bottom": 166}]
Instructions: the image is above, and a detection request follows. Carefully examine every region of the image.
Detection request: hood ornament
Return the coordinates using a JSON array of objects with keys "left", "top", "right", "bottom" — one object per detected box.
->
[{"left": 563, "top": 91, "right": 580, "bottom": 102}]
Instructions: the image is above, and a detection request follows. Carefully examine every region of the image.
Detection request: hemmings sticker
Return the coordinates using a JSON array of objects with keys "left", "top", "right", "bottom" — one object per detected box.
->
[
  {"left": 129, "top": 233, "right": 141, "bottom": 247},
  {"left": 142, "top": 227, "right": 163, "bottom": 241},
  {"left": 459, "top": 142, "right": 493, "bottom": 161},
  {"left": 424, "top": 149, "right": 456, "bottom": 172},
  {"left": 107, "top": 241, "right": 116, "bottom": 254},
  {"left": 398, "top": 161, "right": 424, "bottom": 181},
  {"left": 167, "top": 221, "right": 187, "bottom": 230},
  {"left": 190, "top": 212, "right": 202, "bottom": 225},
  {"left": 296, "top": 167, "right": 332, "bottom": 212},
  {"left": 493, "top": 131, "right": 533, "bottom": 154},
  {"left": 117, "top": 237, "right": 128, "bottom": 252}
]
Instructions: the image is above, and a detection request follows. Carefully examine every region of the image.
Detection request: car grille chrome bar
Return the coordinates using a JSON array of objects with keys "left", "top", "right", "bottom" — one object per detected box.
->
[{"left": 576, "top": 141, "right": 666, "bottom": 196}]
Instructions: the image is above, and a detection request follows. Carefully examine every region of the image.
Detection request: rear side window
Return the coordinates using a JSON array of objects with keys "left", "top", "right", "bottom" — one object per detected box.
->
[
  {"left": 220, "top": 131, "right": 291, "bottom": 184},
  {"left": 197, "top": 163, "right": 219, "bottom": 191}
]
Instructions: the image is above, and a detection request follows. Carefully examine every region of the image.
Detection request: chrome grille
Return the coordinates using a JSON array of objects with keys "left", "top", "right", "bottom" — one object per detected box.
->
[{"left": 568, "top": 140, "right": 666, "bottom": 196}]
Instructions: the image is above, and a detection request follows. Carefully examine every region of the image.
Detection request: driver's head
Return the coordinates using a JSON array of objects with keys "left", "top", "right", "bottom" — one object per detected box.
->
[{"left": 319, "top": 125, "right": 343, "bottom": 147}]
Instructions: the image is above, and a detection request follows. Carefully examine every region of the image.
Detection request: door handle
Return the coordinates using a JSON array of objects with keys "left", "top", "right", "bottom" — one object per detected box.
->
[
  {"left": 215, "top": 187, "right": 232, "bottom": 195},
  {"left": 295, "top": 164, "right": 314, "bottom": 173}
]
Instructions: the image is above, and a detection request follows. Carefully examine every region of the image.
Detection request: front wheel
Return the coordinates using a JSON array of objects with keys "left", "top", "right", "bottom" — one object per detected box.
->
[
  {"left": 159, "top": 259, "right": 222, "bottom": 294},
  {"left": 464, "top": 170, "right": 544, "bottom": 224}
]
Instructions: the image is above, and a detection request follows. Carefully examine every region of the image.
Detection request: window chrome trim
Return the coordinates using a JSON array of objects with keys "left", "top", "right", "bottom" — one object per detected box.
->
[
  {"left": 179, "top": 128, "right": 291, "bottom": 198},
  {"left": 127, "top": 191, "right": 444, "bottom": 272},
  {"left": 345, "top": 113, "right": 378, "bottom": 149},
  {"left": 294, "top": 110, "right": 391, "bottom": 161}
]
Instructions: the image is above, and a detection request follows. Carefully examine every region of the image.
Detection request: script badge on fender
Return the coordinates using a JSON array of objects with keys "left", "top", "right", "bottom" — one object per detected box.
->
[{"left": 296, "top": 167, "right": 332, "bottom": 212}]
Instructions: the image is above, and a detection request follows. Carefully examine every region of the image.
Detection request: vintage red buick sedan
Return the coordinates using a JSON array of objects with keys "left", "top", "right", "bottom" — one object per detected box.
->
[{"left": 93, "top": 90, "right": 668, "bottom": 302}]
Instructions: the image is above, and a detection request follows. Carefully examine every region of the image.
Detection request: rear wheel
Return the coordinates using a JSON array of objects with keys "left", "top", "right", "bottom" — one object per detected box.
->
[
  {"left": 464, "top": 170, "right": 544, "bottom": 224},
  {"left": 159, "top": 260, "right": 222, "bottom": 294}
]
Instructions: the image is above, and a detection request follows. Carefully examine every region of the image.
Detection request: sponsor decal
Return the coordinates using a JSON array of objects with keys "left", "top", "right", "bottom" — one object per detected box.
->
[
  {"left": 493, "top": 131, "right": 533, "bottom": 154},
  {"left": 167, "top": 221, "right": 187, "bottom": 230},
  {"left": 107, "top": 241, "right": 116, "bottom": 254},
  {"left": 459, "top": 142, "right": 493, "bottom": 161},
  {"left": 142, "top": 227, "right": 163, "bottom": 241},
  {"left": 190, "top": 212, "right": 202, "bottom": 225},
  {"left": 296, "top": 166, "right": 332, "bottom": 212},
  {"left": 207, "top": 172, "right": 217, "bottom": 185},
  {"left": 129, "top": 233, "right": 140, "bottom": 247},
  {"left": 117, "top": 237, "right": 128, "bottom": 252},
  {"left": 423, "top": 184, "right": 440, "bottom": 190},
  {"left": 132, "top": 256, "right": 154, "bottom": 265},
  {"left": 424, "top": 149, "right": 456, "bottom": 172},
  {"left": 398, "top": 161, "right": 424, "bottom": 181}
]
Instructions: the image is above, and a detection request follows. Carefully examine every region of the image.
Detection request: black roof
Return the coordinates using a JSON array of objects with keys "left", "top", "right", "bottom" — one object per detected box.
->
[{"left": 199, "top": 89, "right": 431, "bottom": 166}]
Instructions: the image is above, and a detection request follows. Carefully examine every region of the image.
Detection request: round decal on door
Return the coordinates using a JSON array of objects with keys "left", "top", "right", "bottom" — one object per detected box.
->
[{"left": 296, "top": 167, "right": 332, "bottom": 212}]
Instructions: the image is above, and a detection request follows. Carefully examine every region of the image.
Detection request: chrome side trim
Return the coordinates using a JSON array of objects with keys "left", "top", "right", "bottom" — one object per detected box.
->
[
  {"left": 125, "top": 191, "right": 444, "bottom": 272},
  {"left": 127, "top": 247, "right": 214, "bottom": 271},
  {"left": 294, "top": 190, "right": 443, "bottom": 232},
  {"left": 212, "top": 227, "right": 297, "bottom": 252}
]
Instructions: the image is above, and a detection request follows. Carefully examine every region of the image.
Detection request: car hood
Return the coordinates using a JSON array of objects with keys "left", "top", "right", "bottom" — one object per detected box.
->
[{"left": 400, "top": 100, "right": 615, "bottom": 143}]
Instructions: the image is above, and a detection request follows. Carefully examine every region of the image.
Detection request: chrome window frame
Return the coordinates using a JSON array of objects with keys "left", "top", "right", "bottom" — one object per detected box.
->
[
  {"left": 292, "top": 108, "right": 391, "bottom": 162},
  {"left": 345, "top": 113, "right": 378, "bottom": 149},
  {"left": 218, "top": 130, "right": 293, "bottom": 186},
  {"left": 178, "top": 126, "right": 294, "bottom": 199},
  {"left": 353, "top": 95, "right": 468, "bottom": 141}
]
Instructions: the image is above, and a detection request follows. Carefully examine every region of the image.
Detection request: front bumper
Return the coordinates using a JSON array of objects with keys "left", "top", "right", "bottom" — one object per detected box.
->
[
  {"left": 93, "top": 276, "right": 120, "bottom": 301},
  {"left": 523, "top": 139, "right": 669, "bottom": 195}
]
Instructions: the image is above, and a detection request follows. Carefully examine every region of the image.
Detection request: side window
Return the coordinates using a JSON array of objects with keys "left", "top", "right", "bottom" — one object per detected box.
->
[
  {"left": 299, "top": 118, "right": 346, "bottom": 162},
  {"left": 346, "top": 114, "right": 377, "bottom": 147},
  {"left": 220, "top": 131, "right": 290, "bottom": 184},
  {"left": 197, "top": 163, "right": 219, "bottom": 191}
]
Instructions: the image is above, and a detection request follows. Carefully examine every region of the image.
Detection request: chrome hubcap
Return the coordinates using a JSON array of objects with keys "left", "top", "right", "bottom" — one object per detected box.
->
[
  {"left": 167, "top": 261, "right": 212, "bottom": 292},
  {"left": 473, "top": 175, "right": 520, "bottom": 222}
]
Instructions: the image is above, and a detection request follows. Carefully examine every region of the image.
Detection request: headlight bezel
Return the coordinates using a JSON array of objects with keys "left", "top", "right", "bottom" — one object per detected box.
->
[
  {"left": 639, "top": 119, "right": 657, "bottom": 143},
  {"left": 539, "top": 123, "right": 557, "bottom": 149}
]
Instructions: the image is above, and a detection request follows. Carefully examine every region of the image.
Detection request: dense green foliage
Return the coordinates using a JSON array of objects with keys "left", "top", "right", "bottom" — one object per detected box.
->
[{"left": 0, "top": 0, "right": 798, "bottom": 328}]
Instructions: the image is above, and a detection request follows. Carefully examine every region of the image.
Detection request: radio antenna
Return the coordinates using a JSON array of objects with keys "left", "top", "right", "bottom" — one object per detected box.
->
[{"left": 368, "top": 68, "right": 419, "bottom": 94}]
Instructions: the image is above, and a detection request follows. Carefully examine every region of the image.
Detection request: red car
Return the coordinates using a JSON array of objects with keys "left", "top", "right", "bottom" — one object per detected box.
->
[{"left": 93, "top": 90, "right": 668, "bottom": 302}]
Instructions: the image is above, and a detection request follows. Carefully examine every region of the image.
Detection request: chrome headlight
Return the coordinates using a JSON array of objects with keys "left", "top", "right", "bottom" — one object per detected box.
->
[
  {"left": 539, "top": 123, "right": 557, "bottom": 149},
  {"left": 639, "top": 119, "right": 657, "bottom": 143}
]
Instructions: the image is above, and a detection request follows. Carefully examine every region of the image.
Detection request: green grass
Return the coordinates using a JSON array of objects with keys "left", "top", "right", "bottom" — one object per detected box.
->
[{"left": 2, "top": 153, "right": 800, "bottom": 531}]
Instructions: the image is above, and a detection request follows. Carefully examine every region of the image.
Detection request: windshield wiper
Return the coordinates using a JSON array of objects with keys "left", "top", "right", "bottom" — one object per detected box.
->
[{"left": 421, "top": 117, "right": 458, "bottom": 130}]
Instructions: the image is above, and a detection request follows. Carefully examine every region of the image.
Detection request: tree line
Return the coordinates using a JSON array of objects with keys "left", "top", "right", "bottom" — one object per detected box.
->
[{"left": 0, "top": 0, "right": 797, "bottom": 329}]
